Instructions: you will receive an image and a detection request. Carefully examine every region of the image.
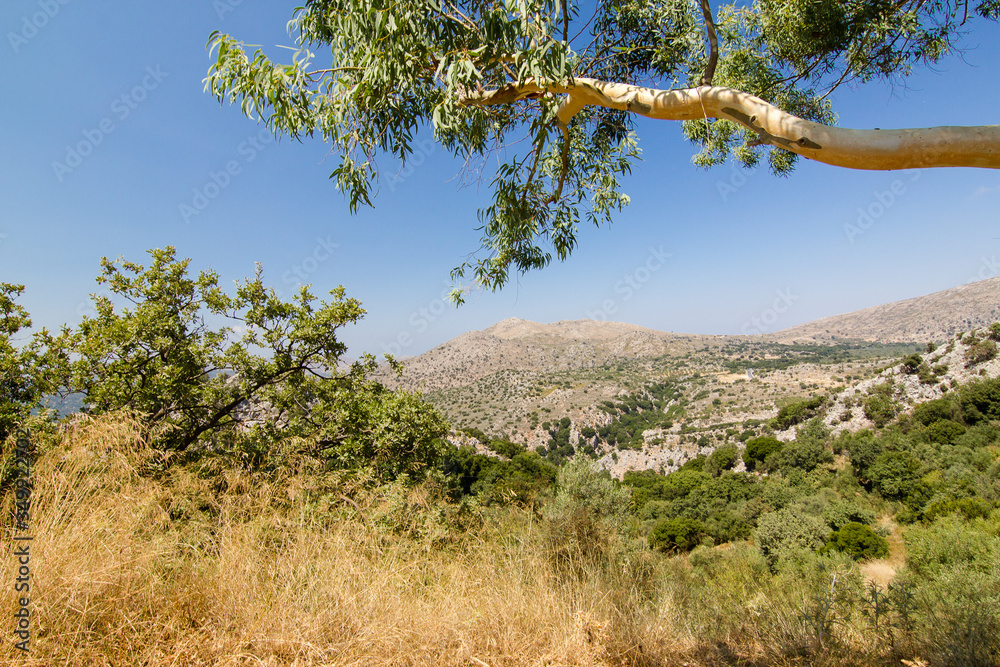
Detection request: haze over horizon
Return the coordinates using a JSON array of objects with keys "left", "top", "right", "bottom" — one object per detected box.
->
[{"left": 3, "top": 1, "right": 999, "bottom": 358}]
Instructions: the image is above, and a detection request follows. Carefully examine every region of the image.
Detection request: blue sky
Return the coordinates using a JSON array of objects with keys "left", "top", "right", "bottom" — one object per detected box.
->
[{"left": 2, "top": 1, "right": 999, "bottom": 358}]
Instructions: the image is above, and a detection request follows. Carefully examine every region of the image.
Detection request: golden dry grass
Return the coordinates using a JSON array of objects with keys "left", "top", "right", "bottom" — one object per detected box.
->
[
  {"left": 0, "top": 416, "right": 680, "bottom": 666},
  {"left": 0, "top": 415, "right": 923, "bottom": 666}
]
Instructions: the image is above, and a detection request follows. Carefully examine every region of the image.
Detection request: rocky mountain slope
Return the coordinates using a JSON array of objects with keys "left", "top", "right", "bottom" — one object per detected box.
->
[
  {"left": 376, "top": 277, "right": 999, "bottom": 478},
  {"left": 767, "top": 276, "right": 1000, "bottom": 343}
]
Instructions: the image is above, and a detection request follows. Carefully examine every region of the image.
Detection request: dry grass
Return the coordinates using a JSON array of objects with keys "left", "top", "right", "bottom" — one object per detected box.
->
[
  {"left": 0, "top": 415, "right": 935, "bottom": 666},
  {"left": 0, "top": 416, "right": 671, "bottom": 666}
]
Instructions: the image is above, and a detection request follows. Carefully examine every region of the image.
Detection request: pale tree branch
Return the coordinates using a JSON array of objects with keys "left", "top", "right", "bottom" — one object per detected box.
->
[{"left": 461, "top": 78, "right": 1000, "bottom": 170}]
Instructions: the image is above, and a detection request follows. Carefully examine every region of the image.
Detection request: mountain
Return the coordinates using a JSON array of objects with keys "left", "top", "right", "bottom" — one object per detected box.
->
[
  {"left": 383, "top": 276, "right": 1000, "bottom": 396},
  {"left": 767, "top": 276, "right": 1000, "bottom": 343},
  {"left": 377, "top": 277, "right": 1000, "bottom": 472},
  {"left": 378, "top": 318, "right": 708, "bottom": 393}
]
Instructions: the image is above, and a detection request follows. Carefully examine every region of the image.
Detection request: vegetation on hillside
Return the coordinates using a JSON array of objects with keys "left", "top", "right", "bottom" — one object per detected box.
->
[{"left": 2, "top": 251, "right": 1000, "bottom": 665}]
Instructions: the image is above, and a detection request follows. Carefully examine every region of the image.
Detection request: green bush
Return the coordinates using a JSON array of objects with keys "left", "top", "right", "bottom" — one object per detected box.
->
[
  {"left": 770, "top": 396, "right": 826, "bottom": 430},
  {"left": 542, "top": 458, "right": 632, "bottom": 572},
  {"left": 863, "top": 384, "right": 899, "bottom": 427},
  {"left": 823, "top": 522, "right": 889, "bottom": 561},
  {"left": 957, "top": 377, "right": 1000, "bottom": 425},
  {"left": 904, "top": 515, "right": 1000, "bottom": 578},
  {"left": 922, "top": 497, "right": 995, "bottom": 522},
  {"left": 964, "top": 339, "right": 998, "bottom": 367},
  {"left": 868, "top": 450, "right": 923, "bottom": 500},
  {"left": 0, "top": 283, "right": 59, "bottom": 444},
  {"left": 754, "top": 507, "right": 829, "bottom": 568},
  {"left": 704, "top": 443, "right": 739, "bottom": 476},
  {"left": 821, "top": 500, "right": 876, "bottom": 530},
  {"left": 744, "top": 436, "right": 783, "bottom": 470},
  {"left": 912, "top": 398, "right": 958, "bottom": 426},
  {"left": 923, "top": 419, "right": 966, "bottom": 445},
  {"left": 648, "top": 517, "right": 703, "bottom": 553}
]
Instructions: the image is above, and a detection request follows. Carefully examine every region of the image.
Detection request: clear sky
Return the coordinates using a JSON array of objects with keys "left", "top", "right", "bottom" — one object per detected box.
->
[{"left": 2, "top": 1, "right": 999, "bottom": 358}]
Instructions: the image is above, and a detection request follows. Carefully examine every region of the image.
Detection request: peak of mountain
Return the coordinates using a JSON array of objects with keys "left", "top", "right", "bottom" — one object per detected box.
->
[
  {"left": 480, "top": 317, "right": 669, "bottom": 342},
  {"left": 381, "top": 276, "right": 999, "bottom": 396},
  {"left": 769, "top": 276, "right": 1000, "bottom": 343}
]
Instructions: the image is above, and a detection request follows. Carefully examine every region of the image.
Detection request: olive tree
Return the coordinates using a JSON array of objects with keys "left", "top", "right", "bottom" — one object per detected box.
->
[
  {"left": 1, "top": 283, "right": 61, "bottom": 443},
  {"left": 58, "top": 248, "right": 450, "bottom": 475},
  {"left": 205, "top": 0, "right": 1000, "bottom": 295}
]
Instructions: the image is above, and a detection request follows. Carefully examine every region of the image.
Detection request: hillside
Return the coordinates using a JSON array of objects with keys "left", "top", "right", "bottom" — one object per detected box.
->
[
  {"left": 768, "top": 276, "right": 1000, "bottom": 343},
  {"left": 376, "top": 277, "right": 1000, "bottom": 477}
]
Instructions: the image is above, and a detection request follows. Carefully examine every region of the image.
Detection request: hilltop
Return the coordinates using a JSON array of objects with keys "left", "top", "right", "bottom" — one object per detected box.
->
[{"left": 376, "top": 277, "right": 1000, "bottom": 476}]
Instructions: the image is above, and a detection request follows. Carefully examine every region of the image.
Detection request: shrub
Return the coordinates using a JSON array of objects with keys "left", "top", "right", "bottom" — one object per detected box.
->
[
  {"left": 912, "top": 398, "right": 958, "bottom": 426},
  {"left": 863, "top": 386, "right": 899, "bottom": 427},
  {"left": 922, "top": 497, "right": 995, "bottom": 522},
  {"left": 744, "top": 436, "right": 783, "bottom": 470},
  {"left": 823, "top": 522, "right": 889, "bottom": 561},
  {"left": 957, "top": 377, "right": 1000, "bottom": 425},
  {"left": 0, "top": 283, "right": 59, "bottom": 444},
  {"left": 770, "top": 396, "right": 825, "bottom": 430},
  {"left": 704, "top": 443, "right": 739, "bottom": 476},
  {"left": 964, "top": 339, "right": 998, "bottom": 367},
  {"left": 754, "top": 507, "right": 829, "bottom": 569},
  {"left": 923, "top": 419, "right": 966, "bottom": 445},
  {"left": 868, "top": 451, "right": 923, "bottom": 500},
  {"left": 648, "top": 517, "right": 703, "bottom": 553},
  {"left": 774, "top": 438, "right": 834, "bottom": 475},
  {"left": 905, "top": 515, "right": 1000, "bottom": 578},
  {"left": 821, "top": 500, "right": 876, "bottom": 530},
  {"left": 542, "top": 457, "right": 631, "bottom": 572}
]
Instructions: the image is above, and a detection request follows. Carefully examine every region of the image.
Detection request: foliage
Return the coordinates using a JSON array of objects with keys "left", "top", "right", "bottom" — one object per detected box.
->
[
  {"left": 863, "top": 381, "right": 899, "bottom": 427},
  {"left": 822, "top": 521, "right": 888, "bottom": 561},
  {"left": 868, "top": 450, "right": 923, "bottom": 501},
  {"left": 770, "top": 396, "right": 825, "bottom": 430},
  {"left": 770, "top": 419, "right": 833, "bottom": 475},
  {"left": 904, "top": 515, "right": 1000, "bottom": 579},
  {"left": 754, "top": 506, "right": 829, "bottom": 569},
  {"left": 596, "top": 380, "right": 680, "bottom": 449},
  {"left": 53, "top": 248, "right": 449, "bottom": 479},
  {"left": 0, "top": 283, "right": 61, "bottom": 443},
  {"left": 542, "top": 457, "right": 632, "bottom": 572},
  {"left": 957, "top": 376, "right": 1000, "bottom": 425},
  {"left": 743, "top": 435, "right": 783, "bottom": 470},
  {"left": 205, "top": 1, "right": 998, "bottom": 293},
  {"left": 443, "top": 446, "right": 557, "bottom": 504},
  {"left": 964, "top": 339, "right": 998, "bottom": 367},
  {"left": 704, "top": 442, "right": 739, "bottom": 476},
  {"left": 648, "top": 517, "right": 703, "bottom": 553}
]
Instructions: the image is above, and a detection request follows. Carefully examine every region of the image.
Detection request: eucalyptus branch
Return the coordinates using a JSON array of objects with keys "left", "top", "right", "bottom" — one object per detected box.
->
[{"left": 699, "top": 0, "right": 719, "bottom": 86}]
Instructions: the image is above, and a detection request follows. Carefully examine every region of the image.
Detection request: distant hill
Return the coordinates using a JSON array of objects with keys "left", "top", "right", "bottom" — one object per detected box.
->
[
  {"left": 767, "top": 277, "right": 1000, "bottom": 344},
  {"left": 378, "top": 318, "right": 708, "bottom": 393},
  {"left": 381, "top": 277, "right": 1000, "bottom": 394}
]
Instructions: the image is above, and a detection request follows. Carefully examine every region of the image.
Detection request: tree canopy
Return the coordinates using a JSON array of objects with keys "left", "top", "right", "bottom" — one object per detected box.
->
[{"left": 206, "top": 0, "right": 1000, "bottom": 295}]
